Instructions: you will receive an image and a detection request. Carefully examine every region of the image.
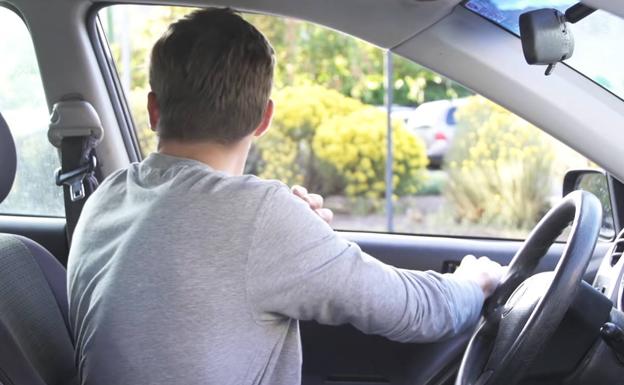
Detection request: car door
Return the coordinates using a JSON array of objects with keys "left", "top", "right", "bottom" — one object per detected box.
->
[
  {"left": 299, "top": 232, "right": 613, "bottom": 385},
  {"left": 90, "top": 5, "right": 619, "bottom": 385},
  {"left": 0, "top": 6, "right": 68, "bottom": 265}
]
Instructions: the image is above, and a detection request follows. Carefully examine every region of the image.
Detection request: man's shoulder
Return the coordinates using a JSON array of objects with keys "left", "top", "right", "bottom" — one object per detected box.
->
[
  {"left": 236, "top": 174, "right": 285, "bottom": 192},
  {"left": 154, "top": 162, "right": 290, "bottom": 205},
  {"left": 89, "top": 161, "right": 293, "bottom": 211},
  {"left": 214, "top": 174, "right": 287, "bottom": 201}
]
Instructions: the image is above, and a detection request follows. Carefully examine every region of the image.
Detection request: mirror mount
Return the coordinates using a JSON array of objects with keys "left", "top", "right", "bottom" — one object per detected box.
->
[
  {"left": 565, "top": 3, "right": 597, "bottom": 24},
  {"left": 519, "top": 3, "right": 595, "bottom": 76}
]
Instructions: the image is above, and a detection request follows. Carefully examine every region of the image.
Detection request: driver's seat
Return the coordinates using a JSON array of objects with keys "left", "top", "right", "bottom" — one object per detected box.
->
[{"left": 0, "top": 111, "right": 77, "bottom": 385}]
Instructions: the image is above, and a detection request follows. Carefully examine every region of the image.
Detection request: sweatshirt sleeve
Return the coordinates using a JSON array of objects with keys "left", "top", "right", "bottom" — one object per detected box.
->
[{"left": 245, "top": 185, "right": 484, "bottom": 343}]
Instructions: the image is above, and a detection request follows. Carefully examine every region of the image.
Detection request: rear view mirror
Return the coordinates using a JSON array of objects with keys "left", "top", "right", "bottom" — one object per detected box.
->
[
  {"left": 563, "top": 169, "right": 615, "bottom": 239},
  {"left": 519, "top": 9, "right": 574, "bottom": 75}
]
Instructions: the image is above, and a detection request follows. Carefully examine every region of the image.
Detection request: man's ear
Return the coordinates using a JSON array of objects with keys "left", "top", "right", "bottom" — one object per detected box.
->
[
  {"left": 147, "top": 91, "right": 160, "bottom": 132},
  {"left": 253, "top": 99, "right": 274, "bottom": 138}
]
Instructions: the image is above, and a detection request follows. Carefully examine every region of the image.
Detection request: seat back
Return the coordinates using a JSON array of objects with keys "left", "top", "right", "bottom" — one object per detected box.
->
[
  {"left": 0, "top": 235, "right": 77, "bottom": 385},
  {"left": 0, "top": 111, "right": 77, "bottom": 385}
]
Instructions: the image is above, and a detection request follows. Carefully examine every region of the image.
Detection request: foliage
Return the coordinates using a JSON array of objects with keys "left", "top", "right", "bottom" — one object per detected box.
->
[
  {"left": 417, "top": 170, "right": 447, "bottom": 196},
  {"left": 444, "top": 96, "right": 555, "bottom": 230},
  {"left": 105, "top": 6, "right": 470, "bottom": 113},
  {"left": 251, "top": 85, "right": 364, "bottom": 192},
  {"left": 103, "top": 6, "right": 192, "bottom": 94},
  {"left": 245, "top": 13, "right": 471, "bottom": 106},
  {"left": 313, "top": 107, "right": 429, "bottom": 198},
  {"left": 251, "top": 86, "right": 428, "bottom": 200},
  {"left": 126, "top": 86, "right": 157, "bottom": 154}
]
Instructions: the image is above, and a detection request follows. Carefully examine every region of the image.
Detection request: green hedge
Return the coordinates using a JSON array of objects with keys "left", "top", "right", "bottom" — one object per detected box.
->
[
  {"left": 445, "top": 96, "right": 555, "bottom": 230},
  {"left": 254, "top": 85, "right": 428, "bottom": 198}
]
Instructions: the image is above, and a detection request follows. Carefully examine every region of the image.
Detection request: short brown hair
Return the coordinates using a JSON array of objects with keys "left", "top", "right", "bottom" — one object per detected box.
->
[{"left": 149, "top": 8, "right": 275, "bottom": 143}]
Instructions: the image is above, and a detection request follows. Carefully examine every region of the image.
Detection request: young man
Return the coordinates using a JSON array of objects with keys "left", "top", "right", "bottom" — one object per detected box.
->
[{"left": 68, "top": 8, "right": 504, "bottom": 385}]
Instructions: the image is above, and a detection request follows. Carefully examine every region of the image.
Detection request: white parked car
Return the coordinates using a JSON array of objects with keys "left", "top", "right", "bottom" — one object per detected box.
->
[{"left": 406, "top": 98, "right": 468, "bottom": 168}]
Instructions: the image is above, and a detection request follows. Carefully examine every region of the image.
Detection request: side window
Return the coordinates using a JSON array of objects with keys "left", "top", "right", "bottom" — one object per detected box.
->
[
  {"left": 0, "top": 7, "right": 63, "bottom": 217},
  {"left": 99, "top": 5, "right": 591, "bottom": 239}
]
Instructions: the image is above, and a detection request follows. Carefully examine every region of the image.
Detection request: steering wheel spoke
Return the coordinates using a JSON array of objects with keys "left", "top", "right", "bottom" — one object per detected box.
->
[{"left": 457, "top": 317, "right": 500, "bottom": 384}]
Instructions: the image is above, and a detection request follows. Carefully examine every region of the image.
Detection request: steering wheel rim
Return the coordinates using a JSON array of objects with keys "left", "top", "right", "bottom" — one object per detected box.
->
[{"left": 455, "top": 190, "right": 603, "bottom": 385}]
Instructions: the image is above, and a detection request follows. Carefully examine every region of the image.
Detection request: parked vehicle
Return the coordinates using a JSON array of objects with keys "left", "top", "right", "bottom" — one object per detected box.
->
[{"left": 406, "top": 98, "right": 468, "bottom": 168}]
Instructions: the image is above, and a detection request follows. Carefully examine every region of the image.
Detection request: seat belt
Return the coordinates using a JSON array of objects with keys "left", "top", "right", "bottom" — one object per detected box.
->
[{"left": 48, "top": 100, "right": 104, "bottom": 244}]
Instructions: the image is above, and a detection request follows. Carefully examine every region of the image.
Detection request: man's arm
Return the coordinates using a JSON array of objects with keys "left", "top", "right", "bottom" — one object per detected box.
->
[{"left": 246, "top": 184, "right": 501, "bottom": 343}]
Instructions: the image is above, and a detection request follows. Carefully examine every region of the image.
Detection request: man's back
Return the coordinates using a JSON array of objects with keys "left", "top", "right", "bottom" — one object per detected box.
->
[{"left": 69, "top": 153, "right": 300, "bottom": 384}]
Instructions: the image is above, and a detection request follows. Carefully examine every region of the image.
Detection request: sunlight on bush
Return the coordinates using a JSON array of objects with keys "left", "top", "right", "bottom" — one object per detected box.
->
[
  {"left": 314, "top": 107, "right": 428, "bottom": 198},
  {"left": 252, "top": 85, "right": 364, "bottom": 192},
  {"left": 445, "top": 96, "right": 555, "bottom": 230}
]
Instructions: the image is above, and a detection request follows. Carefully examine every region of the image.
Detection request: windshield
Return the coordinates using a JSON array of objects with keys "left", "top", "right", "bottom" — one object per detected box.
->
[{"left": 464, "top": 0, "right": 624, "bottom": 100}]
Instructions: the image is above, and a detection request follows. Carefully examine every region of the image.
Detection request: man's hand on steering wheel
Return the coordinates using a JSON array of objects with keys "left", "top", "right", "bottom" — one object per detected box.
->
[{"left": 455, "top": 255, "right": 506, "bottom": 297}]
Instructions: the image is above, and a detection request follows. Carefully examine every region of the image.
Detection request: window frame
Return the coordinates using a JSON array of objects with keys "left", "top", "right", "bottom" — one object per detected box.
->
[{"left": 86, "top": 4, "right": 142, "bottom": 163}]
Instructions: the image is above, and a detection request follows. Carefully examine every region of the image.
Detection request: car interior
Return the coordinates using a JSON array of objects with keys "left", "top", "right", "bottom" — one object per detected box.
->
[{"left": 1, "top": 0, "right": 624, "bottom": 384}]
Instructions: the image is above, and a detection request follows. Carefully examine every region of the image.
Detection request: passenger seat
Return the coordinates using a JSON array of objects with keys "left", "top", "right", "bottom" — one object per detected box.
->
[{"left": 0, "top": 111, "right": 77, "bottom": 385}]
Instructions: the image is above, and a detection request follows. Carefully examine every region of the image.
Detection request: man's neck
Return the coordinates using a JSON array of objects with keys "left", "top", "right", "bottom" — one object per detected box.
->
[{"left": 158, "top": 138, "right": 251, "bottom": 176}]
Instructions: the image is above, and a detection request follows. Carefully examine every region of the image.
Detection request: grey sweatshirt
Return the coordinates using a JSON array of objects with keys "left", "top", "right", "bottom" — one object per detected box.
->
[{"left": 67, "top": 153, "right": 483, "bottom": 385}]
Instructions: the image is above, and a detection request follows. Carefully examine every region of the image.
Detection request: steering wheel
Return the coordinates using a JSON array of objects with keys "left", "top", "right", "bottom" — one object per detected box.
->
[{"left": 455, "top": 190, "right": 603, "bottom": 385}]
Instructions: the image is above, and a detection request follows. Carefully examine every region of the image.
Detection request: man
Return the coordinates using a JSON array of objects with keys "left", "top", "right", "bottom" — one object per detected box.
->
[{"left": 68, "top": 8, "right": 504, "bottom": 385}]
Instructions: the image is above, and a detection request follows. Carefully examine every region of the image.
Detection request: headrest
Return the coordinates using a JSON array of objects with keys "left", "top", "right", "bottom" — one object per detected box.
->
[{"left": 0, "top": 112, "right": 17, "bottom": 204}]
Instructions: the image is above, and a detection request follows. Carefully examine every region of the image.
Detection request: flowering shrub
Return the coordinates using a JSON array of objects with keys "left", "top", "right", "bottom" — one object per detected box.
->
[
  {"left": 445, "top": 96, "right": 555, "bottom": 230},
  {"left": 254, "top": 85, "right": 364, "bottom": 193},
  {"left": 313, "top": 107, "right": 428, "bottom": 198}
]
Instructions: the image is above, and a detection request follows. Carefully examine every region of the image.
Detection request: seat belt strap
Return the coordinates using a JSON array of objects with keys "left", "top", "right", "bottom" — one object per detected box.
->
[
  {"left": 48, "top": 100, "right": 104, "bottom": 244},
  {"left": 56, "top": 137, "right": 99, "bottom": 243}
]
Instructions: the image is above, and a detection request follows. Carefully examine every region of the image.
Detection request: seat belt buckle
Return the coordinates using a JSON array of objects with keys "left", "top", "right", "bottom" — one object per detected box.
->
[{"left": 55, "top": 154, "right": 97, "bottom": 202}]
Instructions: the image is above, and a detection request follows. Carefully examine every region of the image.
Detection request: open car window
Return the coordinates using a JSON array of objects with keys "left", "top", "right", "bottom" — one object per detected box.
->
[{"left": 97, "top": 4, "right": 602, "bottom": 240}]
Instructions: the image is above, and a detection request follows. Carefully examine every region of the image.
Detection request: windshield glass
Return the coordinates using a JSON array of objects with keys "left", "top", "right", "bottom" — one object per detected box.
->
[{"left": 464, "top": 0, "right": 624, "bottom": 100}]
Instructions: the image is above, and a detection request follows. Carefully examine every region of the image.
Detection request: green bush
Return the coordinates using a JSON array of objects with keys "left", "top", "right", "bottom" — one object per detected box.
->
[
  {"left": 253, "top": 85, "right": 364, "bottom": 193},
  {"left": 254, "top": 85, "right": 429, "bottom": 199},
  {"left": 444, "top": 96, "right": 555, "bottom": 230},
  {"left": 313, "top": 107, "right": 428, "bottom": 198}
]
